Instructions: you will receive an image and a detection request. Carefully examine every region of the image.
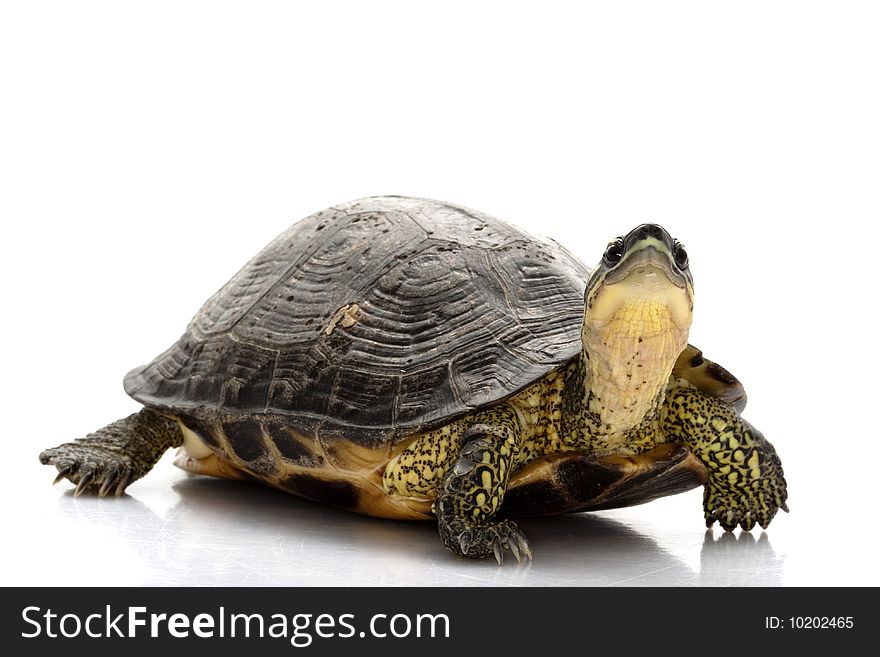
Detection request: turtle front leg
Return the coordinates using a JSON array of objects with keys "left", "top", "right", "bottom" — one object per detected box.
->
[
  {"left": 661, "top": 387, "right": 788, "bottom": 531},
  {"left": 39, "top": 408, "right": 183, "bottom": 497},
  {"left": 435, "top": 405, "right": 531, "bottom": 563}
]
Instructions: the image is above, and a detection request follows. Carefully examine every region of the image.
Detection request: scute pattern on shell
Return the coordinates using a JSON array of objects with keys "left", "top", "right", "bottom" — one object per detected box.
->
[{"left": 124, "top": 196, "right": 591, "bottom": 445}]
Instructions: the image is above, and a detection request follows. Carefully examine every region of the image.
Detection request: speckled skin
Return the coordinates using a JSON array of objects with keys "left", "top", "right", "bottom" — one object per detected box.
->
[
  {"left": 433, "top": 407, "right": 530, "bottom": 560},
  {"left": 383, "top": 371, "right": 568, "bottom": 499},
  {"left": 662, "top": 382, "right": 788, "bottom": 531},
  {"left": 382, "top": 348, "right": 786, "bottom": 558}
]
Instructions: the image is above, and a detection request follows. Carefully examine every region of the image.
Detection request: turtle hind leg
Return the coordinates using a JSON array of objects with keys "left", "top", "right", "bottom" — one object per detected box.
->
[
  {"left": 435, "top": 405, "right": 531, "bottom": 564},
  {"left": 39, "top": 408, "right": 183, "bottom": 497}
]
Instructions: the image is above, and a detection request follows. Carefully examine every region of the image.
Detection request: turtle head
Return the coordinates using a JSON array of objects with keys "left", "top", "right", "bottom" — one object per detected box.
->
[
  {"left": 581, "top": 224, "right": 694, "bottom": 434},
  {"left": 585, "top": 223, "right": 694, "bottom": 330}
]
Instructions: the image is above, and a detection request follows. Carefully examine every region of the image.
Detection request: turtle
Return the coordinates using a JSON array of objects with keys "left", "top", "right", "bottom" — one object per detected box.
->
[{"left": 40, "top": 196, "right": 788, "bottom": 562}]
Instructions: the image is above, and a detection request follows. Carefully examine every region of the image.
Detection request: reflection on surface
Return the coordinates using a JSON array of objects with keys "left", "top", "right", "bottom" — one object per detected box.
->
[
  {"left": 699, "top": 530, "right": 784, "bottom": 586},
  {"left": 43, "top": 472, "right": 784, "bottom": 586}
]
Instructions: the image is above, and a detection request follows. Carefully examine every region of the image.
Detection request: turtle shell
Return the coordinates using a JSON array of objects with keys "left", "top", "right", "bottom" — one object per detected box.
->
[{"left": 124, "top": 196, "right": 590, "bottom": 445}]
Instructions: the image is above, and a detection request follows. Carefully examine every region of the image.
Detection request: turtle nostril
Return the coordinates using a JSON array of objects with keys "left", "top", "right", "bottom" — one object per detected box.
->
[{"left": 637, "top": 224, "right": 664, "bottom": 240}]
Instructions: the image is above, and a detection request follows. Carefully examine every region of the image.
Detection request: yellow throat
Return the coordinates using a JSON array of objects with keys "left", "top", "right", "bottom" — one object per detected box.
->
[{"left": 582, "top": 242, "right": 693, "bottom": 436}]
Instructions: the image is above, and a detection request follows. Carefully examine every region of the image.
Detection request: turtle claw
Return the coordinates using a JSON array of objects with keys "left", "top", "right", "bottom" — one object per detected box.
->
[
  {"left": 116, "top": 468, "right": 134, "bottom": 497},
  {"left": 516, "top": 533, "right": 533, "bottom": 561},
  {"left": 115, "top": 468, "right": 133, "bottom": 497},
  {"left": 508, "top": 526, "right": 532, "bottom": 562},
  {"left": 52, "top": 461, "right": 75, "bottom": 485},
  {"left": 508, "top": 536, "right": 522, "bottom": 562},
  {"left": 99, "top": 467, "right": 120, "bottom": 498},
  {"left": 703, "top": 466, "right": 788, "bottom": 532},
  {"left": 440, "top": 517, "right": 532, "bottom": 563},
  {"left": 74, "top": 470, "right": 95, "bottom": 497},
  {"left": 40, "top": 444, "right": 138, "bottom": 497},
  {"left": 500, "top": 523, "right": 532, "bottom": 564}
]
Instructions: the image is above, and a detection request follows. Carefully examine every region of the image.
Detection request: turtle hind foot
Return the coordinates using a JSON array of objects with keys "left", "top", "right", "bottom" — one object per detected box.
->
[
  {"left": 40, "top": 447, "right": 136, "bottom": 497},
  {"left": 39, "top": 409, "right": 183, "bottom": 497},
  {"left": 439, "top": 517, "right": 532, "bottom": 564}
]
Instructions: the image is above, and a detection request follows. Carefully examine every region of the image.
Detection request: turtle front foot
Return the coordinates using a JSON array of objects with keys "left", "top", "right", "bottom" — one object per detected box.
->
[
  {"left": 439, "top": 517, "right": 532, "bottom": 564},
  {"left": 703, "top": 466, "right": 789, "bottom": 532},
  {"left": 40, "top": 444, "right": 137, "bottom": 498}
]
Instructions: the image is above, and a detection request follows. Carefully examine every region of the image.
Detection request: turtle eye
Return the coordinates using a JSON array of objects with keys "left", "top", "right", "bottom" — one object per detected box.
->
[
  {"left": 673, "top": 241, "right": 689, "bottom": 269},
  {"left": 603, "top": 240, "right": 624, "bottom": 266}
]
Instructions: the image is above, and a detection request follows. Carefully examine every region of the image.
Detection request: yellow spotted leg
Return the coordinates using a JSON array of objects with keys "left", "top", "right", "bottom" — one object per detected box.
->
[
  {"left": 434, "top": 404, "right": 531, "bottom": 563},
  {"left": 661, "top": 387, "right": 788, "bottom": 531}
]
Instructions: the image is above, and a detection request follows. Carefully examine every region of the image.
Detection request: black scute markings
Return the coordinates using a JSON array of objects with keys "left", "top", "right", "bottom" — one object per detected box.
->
[
  {"left": 124, "top": 197, "right": 591, "bottom": 442},
  {"left": 504, "top": 447, "right": 704, "bottom": 516},
  {"left": 503, "top": 461, "right": 623, "bottom": 517},
  {"left": 222, "top": 419, "right": 268, "bottom": 462},
  {"left": 265, "top": 422, "right": 322, "bottom": 466},
  {"left": 282, "top": 474, "right": 358, "bottom": 509}
]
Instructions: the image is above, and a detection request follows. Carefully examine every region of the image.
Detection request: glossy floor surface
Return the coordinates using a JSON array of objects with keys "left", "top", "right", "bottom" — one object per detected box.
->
[{"left": 6, "top": 443, "right": 872, "bottom": 587}]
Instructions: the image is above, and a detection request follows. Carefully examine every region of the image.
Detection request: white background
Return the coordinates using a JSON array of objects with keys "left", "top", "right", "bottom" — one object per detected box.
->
[{"left": 1, "top": 1, "right": 878, "bottom": 586}]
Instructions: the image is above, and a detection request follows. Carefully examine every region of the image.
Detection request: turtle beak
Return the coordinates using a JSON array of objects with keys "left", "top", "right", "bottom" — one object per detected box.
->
[{"left": 605, "top": 224, "right": 688, "bottom": 290}]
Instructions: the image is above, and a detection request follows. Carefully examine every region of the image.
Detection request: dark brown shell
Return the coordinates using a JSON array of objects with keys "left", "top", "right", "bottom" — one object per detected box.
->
[{"left": 124, "top": 196, "right": 590, "bottom": 445}]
